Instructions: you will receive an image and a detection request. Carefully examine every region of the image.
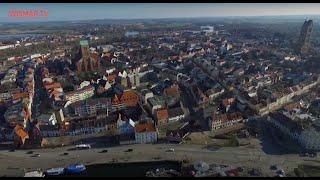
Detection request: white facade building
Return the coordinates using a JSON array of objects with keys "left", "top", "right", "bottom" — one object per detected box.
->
[
  {"left": 135, "top": 131, "right": 157, "bottom": 144},
  {"left": 268, "top": 112, "right": 320, "bottom": 151}
]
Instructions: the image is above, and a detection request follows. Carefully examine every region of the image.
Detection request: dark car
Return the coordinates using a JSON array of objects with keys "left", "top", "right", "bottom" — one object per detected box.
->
[
  {"left": 61, "top": 152, "right": 69, "bottom": 156},
  {"left": 125, "top": 148, "right": 133, "bottom": 152},
  {"left": 8, "top": 149, "right": 15, "bottom": 152},
  {"left": 99, "top": 149, "right": 108, "bottom": 153},
  {"left": 237, "top": 167, "right": 244, "bottom": 172},
  {"left": 270, "top": 165, "right": 278, "bottom": 170},
  {"left": 249, "top": 169, "right": 262, "bottom": 176},
  {"left": 26, "top": 151, "right": 34, "bottom": 154},
  {"left": 276, "top": 169, "right": 285, "bottom": 175}
]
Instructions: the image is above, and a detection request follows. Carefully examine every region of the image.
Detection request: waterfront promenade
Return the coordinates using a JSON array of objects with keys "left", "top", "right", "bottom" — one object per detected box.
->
[{"left": 0, "top": 142, "right": 319, "bottom": 177}]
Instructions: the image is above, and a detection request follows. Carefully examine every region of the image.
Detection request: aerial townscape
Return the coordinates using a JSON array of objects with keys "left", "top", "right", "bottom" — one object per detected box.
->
[{"left": 1, "top": 3, "right": 320, "bottom": 177}]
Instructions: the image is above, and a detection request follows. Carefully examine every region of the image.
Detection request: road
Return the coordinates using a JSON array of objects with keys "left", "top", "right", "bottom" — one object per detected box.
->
[
  {"left": 31, "top": 64, "right": 50, "bottom": 120},
  {"left": 0, "top": 141, "right": 319, "bottom": 177}
]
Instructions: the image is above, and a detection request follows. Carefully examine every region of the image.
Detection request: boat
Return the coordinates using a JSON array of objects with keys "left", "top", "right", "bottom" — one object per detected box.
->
[
  {"left": 45, "top": 167, "right": 65, "bottom": 176},
  {"left": 65, "top": 164, "right": 86, "bottom": 174},
  {"left": 146, "top": 168, "right": 181, "bottom": 177},
  {"left": 24, "top": 169, "right": 44, "bottom": 177}
]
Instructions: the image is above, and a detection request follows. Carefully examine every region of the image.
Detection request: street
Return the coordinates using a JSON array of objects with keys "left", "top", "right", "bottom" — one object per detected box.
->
[{"left": 0, "top": 140, "right": 319, "bottom": 177}]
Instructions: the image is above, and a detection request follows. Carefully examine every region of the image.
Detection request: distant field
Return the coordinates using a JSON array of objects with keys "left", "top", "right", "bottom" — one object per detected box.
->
[{"left": 0, "top": 27, "right": 77, "bottom": 37}]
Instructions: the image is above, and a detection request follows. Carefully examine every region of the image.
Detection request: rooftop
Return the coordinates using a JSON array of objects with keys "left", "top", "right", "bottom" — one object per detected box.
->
[
  {"left": 168, "top": 107, "right": 184, "bottom": 118},
  {"left": 135, "top": 123, "right": 156, "bottom": 133},
  {"left": 80, "top": 40, "right": 89, "bottom": 46},
  {"left": 148, "top": 96, "right": 165, "bottom": 107}
]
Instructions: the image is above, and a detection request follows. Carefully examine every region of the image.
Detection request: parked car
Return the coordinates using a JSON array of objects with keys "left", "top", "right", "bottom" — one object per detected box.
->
[
  {"left": 276, "top": 169, "right": 285, "bottom": 175},
  {"left": 237, "top": 167, "right": 244, "bottom": 172},
  {"left": 61, "top": 152, "right": 69, "bottom": 156},
  {"left": 99, "top": 149, "right": 108, "bottom": 153},
  {"left": 125, "top": 149, "right": 133, "bottom": 152},
  {"left": 249, "top": 169, "right": 262, "bottom": 176},
  {"left": 166, "top": 148, "right": 175, "bottom": 152},
  {"left": 75, "top": 144, "right": 91, "bottom": 149},
  {"left": 275, "top": 174, "right": 284, "bottom": 177},
  {"left": 26, "top": 151, "right": 34, "bottom": 154},
  {"left": 30, "top": 154, "right": 40, "bottom": 158},
  {"left": 270, "top": 165, "right": 278, "bottom": 170}
]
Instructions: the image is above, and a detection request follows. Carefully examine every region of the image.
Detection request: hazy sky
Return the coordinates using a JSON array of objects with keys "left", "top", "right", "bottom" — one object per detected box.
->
[{"left": 1, "top": 3, "right": 320, "bottom": 22}]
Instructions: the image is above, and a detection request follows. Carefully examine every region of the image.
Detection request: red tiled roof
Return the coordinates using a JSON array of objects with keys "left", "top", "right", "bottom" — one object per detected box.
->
[
  {"left": 112, "top": 91, "right": 139, "bottom": 107},
  {"left": 66, "top": 85, "right": 94, "bottom": 96},
  {"left": 90, "top": 53, "right": 99, "bottom": 60},
  {"left": 14, "top": 124, "right": 29, "bottom": 143},
  {"left": 222, "top": 98, "right": 236, "bottom": 107},
  {"left": 284, "top": 102, "right": 301, "bottom": 111},
  {"left": 107, "top": 74, "right": 117, "bottom": 82},
  {"left": 156, "top": 108, "right": 169, "bottom": 120},
  {"left": 12, "top": 92, "right": 29, "bottom": 100},
  {"left": 164, "top": 85, "right": 180, "bottom": 96},
  {"left": 135, "top": 123, "right": 156, "bottom": 133},
  {"left": 44, "top": 82, "right": 62, "bottom": 91},
  {"left": 212, "top": 112, "right": 243, "bottom": 123}
]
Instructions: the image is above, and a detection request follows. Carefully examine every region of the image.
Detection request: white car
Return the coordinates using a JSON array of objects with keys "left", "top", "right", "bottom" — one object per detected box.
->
[
  {"left": 166, "top": 148, "right": 175, "bottom": 152},
  {"left": 75, "top": 144, "right": 91, "bottom": 149}
]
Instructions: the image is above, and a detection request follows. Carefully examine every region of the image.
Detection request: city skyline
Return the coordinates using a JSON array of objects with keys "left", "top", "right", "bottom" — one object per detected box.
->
[{"left": 1, "top": 3, "right": 320, "bottom": 22}]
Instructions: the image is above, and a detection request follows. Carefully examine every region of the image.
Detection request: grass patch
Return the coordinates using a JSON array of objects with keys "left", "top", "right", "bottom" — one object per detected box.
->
[
  {"left": 295, "top": 164, "right": 320, "bottom": 177},
  {"left": 224, "top": 136, "right": 240, "bottom": 147},
  {"left": 182, "top": 132, "right": 239, "bottom": 147},
  {"left": 183, "top": 132, "right": 212, "bottom": 145}
]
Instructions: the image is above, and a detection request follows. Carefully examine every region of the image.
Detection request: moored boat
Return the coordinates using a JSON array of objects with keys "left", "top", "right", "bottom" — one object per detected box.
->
[
  {"left": 65, "top": 164, "right": 86, "bottom": 174},
  {"left": 24, "top": 169, "right": 44, "bottom": 177},
  {"left": 44, "top": 167, "right": 65, "bottom": 176}
]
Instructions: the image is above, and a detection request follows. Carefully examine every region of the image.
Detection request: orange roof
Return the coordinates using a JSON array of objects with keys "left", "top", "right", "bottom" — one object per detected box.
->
[
  {"left": 91, "top": 53, "right": 99, "bottom": 60},
  {"left": 135, "top": 123, "right": 156, "bottom": 133},
  {"left": 107, "top": 74, "right": 117, "bottom": 81},
  {"left": 49, "top": 87, "right": 63, "bottom": 94},
  {"left": 156, "top": 108, "right": 169, "bottom": 120},
  {"left": 44, "top": 82, "right": 61, "bottom": 91},
  {"left": 222, "top": 98, "right": 236, "bottom": 107},
  {"left": 12, "top": 92, "right": 29, "bottom": 100},
  {"left": 284, "top": 102, "right": 301, "bottom": 111},
  {"left": 14, "top": 125, "right": 29, "bottom": 142},
  {"left": 112, "top": 91, "right": 139, "bottom": 107},
  {"left": 120, "top": 91, "right": 139, "bottom": 107},
  {"left": 23, "top": 106, "right": 31, "bottom": 121},
  {"left": 164, "top": 85, "right": 180, "bottom": 96},
  {"left": 212, "top": 112, "right": 243, "bottom": 123}
]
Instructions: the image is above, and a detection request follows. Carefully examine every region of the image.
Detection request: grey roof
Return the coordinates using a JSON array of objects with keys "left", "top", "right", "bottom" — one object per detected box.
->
[{"left": 168, "top": 107, "right": 184, "bottom": 118}]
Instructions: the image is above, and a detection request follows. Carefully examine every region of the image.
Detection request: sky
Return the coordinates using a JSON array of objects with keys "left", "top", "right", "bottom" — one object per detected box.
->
[{"left": 1, "top": 3, "right": 320, "bottom": 22}]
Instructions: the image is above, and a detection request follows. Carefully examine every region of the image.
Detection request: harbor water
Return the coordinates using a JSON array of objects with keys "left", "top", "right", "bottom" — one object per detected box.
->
[{"left": 66, "top": 161, "right": 182, "bottom": 177}]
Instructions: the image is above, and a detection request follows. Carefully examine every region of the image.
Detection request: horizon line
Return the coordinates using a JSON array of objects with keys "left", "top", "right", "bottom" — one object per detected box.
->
[{"left": 1, "top": 14, "right": 320, "bottom": 24}]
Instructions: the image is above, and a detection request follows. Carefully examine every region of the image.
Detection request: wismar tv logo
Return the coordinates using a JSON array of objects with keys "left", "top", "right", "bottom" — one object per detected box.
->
[{"left": 8, "top": 9, "right": 49, "bottom": 17}]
